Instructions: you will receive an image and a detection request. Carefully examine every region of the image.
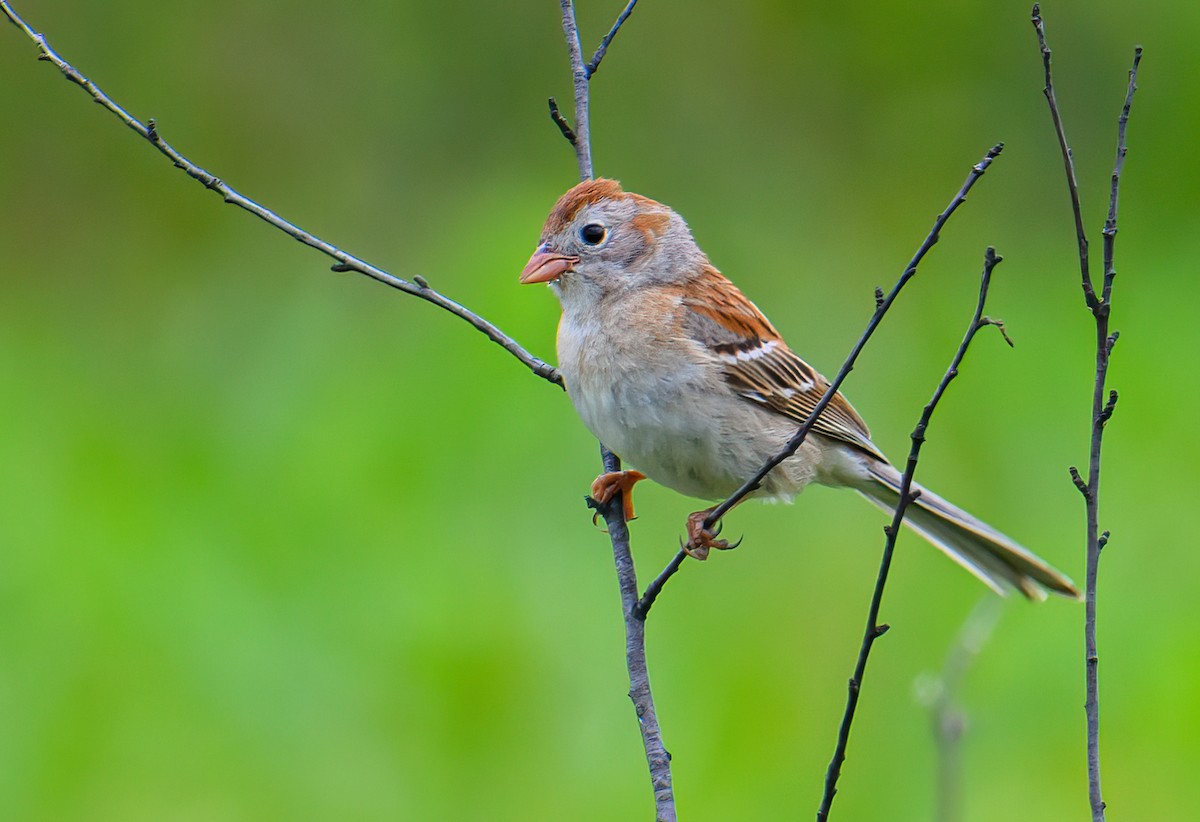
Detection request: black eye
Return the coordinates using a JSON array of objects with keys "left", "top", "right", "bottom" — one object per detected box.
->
[{"left": 580, "top": 223, "right": 607, "bottom": 245}]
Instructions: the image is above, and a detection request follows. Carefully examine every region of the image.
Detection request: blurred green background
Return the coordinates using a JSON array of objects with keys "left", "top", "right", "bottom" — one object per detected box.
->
[{"left": 1, "top": 1, "right": 1195, "bottom": 819}]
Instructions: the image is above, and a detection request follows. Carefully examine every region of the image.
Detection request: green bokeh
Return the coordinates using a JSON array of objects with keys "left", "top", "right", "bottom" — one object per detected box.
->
[{"left": 2, "top": 1, "right": 1195, "bottom": 819}]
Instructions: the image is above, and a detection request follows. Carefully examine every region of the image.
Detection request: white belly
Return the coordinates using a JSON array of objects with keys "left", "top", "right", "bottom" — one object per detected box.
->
[{"left": 556, "top": 306, "right": 822, "bottom": 500}]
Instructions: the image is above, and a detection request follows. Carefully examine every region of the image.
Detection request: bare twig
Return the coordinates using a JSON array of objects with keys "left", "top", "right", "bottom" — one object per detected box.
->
[
  {"left": 816, "top": 247, "right": 1010, "bottom": 821},
  {"left": 703, "top": 144, "right": 1003, "bottom": 535},
  {"left": 1103, "top": 48, "right": 1142, "bottom": 308},
  {"left": 547, "top": 97, "right": 577, "bottom": 144},
  {"left": 1031, "top": 5, "right": 1097, "bottom": 311},
  {"left": 914, "top": 597, "right": 1004, "bottom": 822},
  {"left": 586, "top": 0, "right": 640, "bottom": 78},
  {"left": 555, "top": 3, "right": 675, "bottom": 818},
  {"left": 633, "top": 550, "right": 687, "bottom": 620},
  {"left": 636, "top": 144, "right": 1006, "bottom": 613},
  {"left": 586, "top": 450, "right": 674, "bottom": 819},
  {"left": 1031, "top": 8, "right": 1141, "bottom": 819},
  {"left": 0, "top": 1, "right": 562, "bottom": 389},
  {"left": 2, "top": 0, "right": 665, "bottom": 814},
  {"left": 558, "top": 0, "right": 593, "bottom": 180}
]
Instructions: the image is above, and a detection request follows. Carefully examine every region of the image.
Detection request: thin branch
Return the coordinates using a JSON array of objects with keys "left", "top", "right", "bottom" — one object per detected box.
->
[
  {"left": 1099, "top": 389, "right": 1118, "bottom": 426},
  {"left": 1069, "top": 465, "right": 1091, "bottom": 500},
  {"left": 547, "top": 96, "right": 577, "bottom": 145},
  {"left": 1031, "top": 9, "right": 1141, "bottom": 819},
  {"left": 586, "top": 0, "right": 640, "bottom": 78},
  {"left": 0, "top": 1, "right": 562, "bottom": 389},
  {"left": 2, "top": 0, "right": 669, "bottom": 814},
  {"left": 701, "top": 144, "right": 1004, "bottom": 532},
  {"left": 587, "top": 451, "right": 675, "bottom": 820},
  {"left": 1031, "top": 4, "right": 1097, "bottom": 312},
  {"left": 556, "top": 3, "right": 675, "bottom": 819},
  {"left": 1102, "top": 47, "right": 1142, "bottom": 304},
  {"left": 633, "top": 550, "right": 687, "bottom": 620},
  {"left": 638, "top": 145, "right": 1005, "bottom": 612},
  {"left": 816, "top": 247, "right": 1009, "bottom": 821},
  {"left": 558, "top": 0, "right": 593, "bottom": 181}
]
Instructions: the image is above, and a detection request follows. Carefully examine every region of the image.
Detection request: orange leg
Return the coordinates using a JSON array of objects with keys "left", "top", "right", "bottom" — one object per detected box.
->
[
  {"left": 591, "top": 470, "right": 647, "bottom": 522},
  {"left": 683, "top": 505, "right": 743, "bottom": 560}
]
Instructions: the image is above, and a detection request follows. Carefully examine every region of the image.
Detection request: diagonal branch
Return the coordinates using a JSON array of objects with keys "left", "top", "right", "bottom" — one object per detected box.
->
[
  {"left": 1031, "top": 4, "right": 1097, "bottom": 312},
  {"left": 586, "top": 0, "right": 640, "bottom": 78},
  {"left": 0, "top": 1, "right": 562, "bottom": 389},
  {"left": 816, "top": 247, "right": 1010, "bottom": 821},
  {"left": 637, "top": 144, "right": 1006, "bottom": 616},
  {"left": 547, "top": 96, "right": 578, "bottom": 145},
  {"left": 702, "top": 144, "right": 1003, "bottom": 533},
  {"left": 633, "top": 550, "right": 686, "bottom": 620}
]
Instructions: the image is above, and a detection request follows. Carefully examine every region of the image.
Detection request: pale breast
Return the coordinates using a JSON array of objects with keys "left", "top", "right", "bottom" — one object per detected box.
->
[{"left": 556, "top": 296, "right": 803, "bottom": 500}]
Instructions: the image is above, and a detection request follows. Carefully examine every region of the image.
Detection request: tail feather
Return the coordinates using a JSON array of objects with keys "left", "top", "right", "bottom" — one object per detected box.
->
[{"left": 857, "top": 462, "right": 1080, "bottom": 601}]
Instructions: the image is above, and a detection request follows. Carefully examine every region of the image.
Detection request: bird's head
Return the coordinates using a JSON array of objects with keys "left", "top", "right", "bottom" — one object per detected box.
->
[{"left": 519, "top": 178, "right": 706, "bottom": 304}]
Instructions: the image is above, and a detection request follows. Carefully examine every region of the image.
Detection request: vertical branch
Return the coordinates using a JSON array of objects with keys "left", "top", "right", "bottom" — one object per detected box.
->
[
  {"left": 1102, "top": 49, "right": 1142, "bottom": 306},
  {"left": 558, "top": 0, "right": 593, "bottom": 181},
  {"left": 556, "top": 3, "right": 675, "bottom": 819},
  {"left": 1031, "top": 8, "right": 1141, "bottom": 821},
  {"left": 816, "top": 248, "right": 1010, "bottom": 821},
  {"left": 588, "top": 448, "right": 675, "bottom": 820},
  {"left": 3, "top": 0, "right": 665, "bottom": 813}
]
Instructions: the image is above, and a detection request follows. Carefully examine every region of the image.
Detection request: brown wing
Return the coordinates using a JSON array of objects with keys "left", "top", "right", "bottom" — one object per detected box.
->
[{"left": 679, "top": 266, "right": 885, "bottom": 462}]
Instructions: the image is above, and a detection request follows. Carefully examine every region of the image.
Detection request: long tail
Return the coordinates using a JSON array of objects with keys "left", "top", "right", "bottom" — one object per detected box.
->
[{"left": 856, "top": 461, "right": 1080, "bottom": 601}]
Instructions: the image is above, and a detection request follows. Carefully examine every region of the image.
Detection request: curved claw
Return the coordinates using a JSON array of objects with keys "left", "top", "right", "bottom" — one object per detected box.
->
[{"left": 681, "top": 506, "right": 746, "bottom": 559}]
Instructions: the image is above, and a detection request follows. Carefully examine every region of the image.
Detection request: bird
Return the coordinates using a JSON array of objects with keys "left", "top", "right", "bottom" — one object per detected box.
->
[{"left": 519, "top": 178, "right": 1079, "bottom": 600}]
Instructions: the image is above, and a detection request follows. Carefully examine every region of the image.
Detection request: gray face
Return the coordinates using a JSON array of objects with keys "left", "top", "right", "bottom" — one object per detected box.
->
[{"left": 545, "top": 196, "right": 707, "bottom": 305}]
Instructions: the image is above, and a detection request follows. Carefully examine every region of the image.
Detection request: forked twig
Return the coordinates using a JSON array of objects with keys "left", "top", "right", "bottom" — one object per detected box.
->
[
  {"left": 816, "top": 247, "right": 1011, "bottom": 821},
  {"left": 2, "top": 0, "right": 666, "bottom": 815},
  {"left": 633, "top": 550, "right": 686, "bottom": 620},
  {"left": 586, "top": 0, "right": 639, "bottom": 78},
  {"left": 1030, "top": 7, "right": 1141, "bottom": 820}
]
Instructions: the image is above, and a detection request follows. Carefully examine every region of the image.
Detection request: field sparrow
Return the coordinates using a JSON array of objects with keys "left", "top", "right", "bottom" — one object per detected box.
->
[{"left": 520, "top": 178, "right": 1079, "bottom": 600}]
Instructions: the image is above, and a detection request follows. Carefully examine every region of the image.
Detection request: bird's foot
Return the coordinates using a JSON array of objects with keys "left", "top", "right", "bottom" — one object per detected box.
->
[
  {"left": 683, "top": 508, "right": 742, "bottom": 560},
  {"left": 590, "top": 470, "right": 647, "bottom": 522}
]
